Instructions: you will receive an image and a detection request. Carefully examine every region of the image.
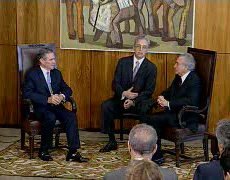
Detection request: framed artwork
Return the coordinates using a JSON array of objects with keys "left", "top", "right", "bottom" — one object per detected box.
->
[{"left": 60, "top": 0, "right": 195, "bottom": 53}]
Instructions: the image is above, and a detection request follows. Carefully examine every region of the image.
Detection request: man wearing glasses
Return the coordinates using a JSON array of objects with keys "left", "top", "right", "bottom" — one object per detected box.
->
[{"left": 100, "top": 35, "right": 157, "bottom": 153}]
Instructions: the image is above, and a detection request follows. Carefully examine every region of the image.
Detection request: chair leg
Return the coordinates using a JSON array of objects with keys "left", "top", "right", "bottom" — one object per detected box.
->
[
  {"left": 21, "top": 129, "right": 25, "bottom": 150},
  {"left": 180, "top": 143, "right": 185, "bottom": 154},
  {"left": 29, "top": 135, "right": 35, "bottom": 159},
  {"left": 203, "top": 136, "right": 209, "bottom": 161},
  {"left": 175, "top": 142, "right": 180, "bottom": 167},
  {"left": 120, "top": 118, "right": 123, "bottom": 141}
]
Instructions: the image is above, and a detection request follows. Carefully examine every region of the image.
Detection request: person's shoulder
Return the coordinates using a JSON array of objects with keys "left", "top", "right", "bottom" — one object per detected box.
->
[
  {"left": 119, "top": 56, "right": 133, "bottom": 62},
  {"left": 159, "top": 167, "right": 178, "bottom": 180},
  {"left": 103, "top": 168, "right": 126, "bottom": 180},
  {"left": 197, "top": 160, "right": 221, "bottom": 170},
  {"left": 26, "top": 66, "right": 40, "bottom": 77},
  {"left": 144, "top": 58, "right": 157, "bottom": 70}
]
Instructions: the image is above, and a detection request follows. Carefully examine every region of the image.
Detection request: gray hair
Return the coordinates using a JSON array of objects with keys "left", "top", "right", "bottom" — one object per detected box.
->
[
  {"left": 134, "top": 35, "right": 150, "bottom": 48},
  {"left": 37, "top": 48, "right": 54, "bottom": 63},
  {"left": 179, "top": 53, "right": 196, "bottom": 71},
  {"left": 215, "top": 119, "right": 230, "bottom": 149},
  {"left": 129, "top": 124, "right": 157, "bottom": 155}
]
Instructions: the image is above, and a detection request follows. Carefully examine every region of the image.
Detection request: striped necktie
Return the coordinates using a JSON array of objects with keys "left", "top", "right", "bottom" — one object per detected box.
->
[
  {"left": 133, "top": 61, "right": 140, "bottom": 81},
  {"left": 46, "top": 71, "right": 53, "bottom": 94}
]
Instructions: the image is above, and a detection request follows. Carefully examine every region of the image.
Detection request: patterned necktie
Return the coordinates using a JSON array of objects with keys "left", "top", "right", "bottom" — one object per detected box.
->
[
  {"left": 46, "top": 72, "right": 53, "bottom": 94},
  {"left": 133, "top": 61, "right": 140, "bottom": 81}
]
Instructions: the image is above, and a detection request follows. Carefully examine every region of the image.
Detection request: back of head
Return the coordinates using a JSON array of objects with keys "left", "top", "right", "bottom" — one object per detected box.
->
[
  {"left": 126, "top": 159, "right": 162, "bottom": 180},
  {"left": 129, "top": 124, "right": 157, "bottom": 156},
  {"left": 215, "top": 119, "right": 230, "bottom": 150},
  {"left": 220, "top": 146, "right": 230, "bottom": 178}
]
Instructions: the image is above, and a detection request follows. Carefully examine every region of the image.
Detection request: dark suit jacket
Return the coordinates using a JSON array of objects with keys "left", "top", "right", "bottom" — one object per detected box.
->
[
  {"left": 161, "top": 71, "right": 202, "bottom": 131},
  {"left": 22, "top": 66, "right": 72, "bottom": 119},
  {"left": 112, "top": 55, "right": 157, "bottom": 105},
  {"left": 193, "top": 160, "right": 223, "bottom": 180},
  {"left": 103, "top": 166, "right": 178, "bottom": 180}
]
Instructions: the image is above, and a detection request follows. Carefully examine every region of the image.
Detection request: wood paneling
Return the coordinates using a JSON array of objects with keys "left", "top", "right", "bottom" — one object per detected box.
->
[
  {"left": 195, "top": 1, "right": 230, "bottom": 53},
  {"left": 208, "top": 54, "right": 230, "bottom": 131},
  {"left": 0, "top": 45, "right": 18, "bottom": 125},
  {"left": 17, "top": 0, "right": 59, "bottom": 45},
  {"left": 0, "top": 0, "right": 16, "bottom": 45}
]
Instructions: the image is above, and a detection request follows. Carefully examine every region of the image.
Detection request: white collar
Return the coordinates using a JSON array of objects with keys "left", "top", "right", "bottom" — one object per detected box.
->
[
  {"left": 133, "top": 55, "right": 145, "bottom": 68},
  {"left": 181, "top": 71, "right": 191, "bottom": 84}
]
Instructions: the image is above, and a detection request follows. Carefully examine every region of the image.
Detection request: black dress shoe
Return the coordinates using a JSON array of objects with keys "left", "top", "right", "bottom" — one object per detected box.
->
[
  {"left": 152, "top": 149, "right": 164, "bottom": 165},
  {"left": 99, "top": 141, "right": 118, "bottom": 152},
  {"left": 39, "top": 151, "right": 53, "bottom": 161},
  {"left": 66, "top": 151, "right": 89, "bottom": 162}
]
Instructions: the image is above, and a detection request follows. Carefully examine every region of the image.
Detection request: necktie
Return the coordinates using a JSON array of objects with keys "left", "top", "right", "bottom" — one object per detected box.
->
[
  {"left": 46, "top": 72, "right": 53, "bottom": 94},
  {"left": 133, "top": 61, "right": 140, "bottom": 81}
]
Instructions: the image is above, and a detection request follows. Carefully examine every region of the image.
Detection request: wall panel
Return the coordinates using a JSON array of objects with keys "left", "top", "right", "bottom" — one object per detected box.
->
[
  {"left": 0, "top": 0, "right": 16, "bottom": 45},
  {"left": 0, "top": 45, "right": 18, "bottom": 125},
  {"left": 195, "top": 1, "right": 230, "bottom": 53}
]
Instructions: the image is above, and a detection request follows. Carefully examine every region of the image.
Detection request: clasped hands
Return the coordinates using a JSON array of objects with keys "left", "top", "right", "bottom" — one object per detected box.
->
[
  {"left": 157, "top": 95, "right": 168, "bottom": 108},
  {"left": 47, "top": 94, "right": 65, "bottom": 105},
  {"left": 123, "top": 87, "right": 138, "bottom": 109}
]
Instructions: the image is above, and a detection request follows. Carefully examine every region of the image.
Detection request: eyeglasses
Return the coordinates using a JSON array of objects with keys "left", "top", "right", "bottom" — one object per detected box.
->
[{"left": 134, "top": 44, "right": 149, "bottom": 50}]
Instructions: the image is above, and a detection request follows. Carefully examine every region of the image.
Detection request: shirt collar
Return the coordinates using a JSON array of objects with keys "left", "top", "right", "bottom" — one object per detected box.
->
[{"left": 181, "top": 71, "right": 191, "bottom": 84}]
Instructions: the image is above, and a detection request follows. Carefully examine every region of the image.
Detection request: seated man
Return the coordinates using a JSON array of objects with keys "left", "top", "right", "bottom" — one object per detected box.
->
[
  {"left": 220, "top": 145, "right": 230, "bottom": 180},
  {"left": 103, "top": 124, "right": 178, "bottom": 180},
  {"left": 100, "top": 35, "right": 157, "bottom": 152},
  {"left": 193, "top": 119, "right": 230, "bottom": 180},
  {"left": 145, "top": 53, "right": 202, "bottom": 164},
  {"left": 23, "top": 48, "right": 88, "bottom": 162}
]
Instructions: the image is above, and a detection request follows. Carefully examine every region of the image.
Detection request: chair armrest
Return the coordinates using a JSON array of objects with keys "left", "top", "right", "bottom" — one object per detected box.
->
[
  {"left": 67, "top": 96, "right": 77, "bottom": 113},
  {"left": 178, "top": 105, "right": 207, "bottom": 128}
]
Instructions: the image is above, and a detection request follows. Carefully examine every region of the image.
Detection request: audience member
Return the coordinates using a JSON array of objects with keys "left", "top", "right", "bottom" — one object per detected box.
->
[
  {"left": 145, "top": 53, "right": 202, "bottom": 164},
  {"left": 193, "top": 119, "right": 230, "bottom": 180},
  {"left": 23, "top": 48, "right": 88, "bottom": 162},
  {"left": 100, "top": 35, "right": 157, "bottom": 152},
  {"left": 220, "top": 146, "right": 230, "bottom": 180},
  {"left": 126, "top": 159, "right": 162, "bottom": 180},
  {"left": 103, "top": 124, "right": 177, "bottom": 180}
]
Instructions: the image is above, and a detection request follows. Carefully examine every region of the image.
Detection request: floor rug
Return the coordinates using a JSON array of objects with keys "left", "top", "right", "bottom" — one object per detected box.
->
[{"left": 0, "top": 139, "right": 211, "bottom": 179}]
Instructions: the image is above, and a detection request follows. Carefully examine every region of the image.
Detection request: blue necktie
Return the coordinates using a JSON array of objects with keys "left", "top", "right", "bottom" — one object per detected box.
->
[{"left": 46, "top": 72, "right": 53, "bottom": 94}]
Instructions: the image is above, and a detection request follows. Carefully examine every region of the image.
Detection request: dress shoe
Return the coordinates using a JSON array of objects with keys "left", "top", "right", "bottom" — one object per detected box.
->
[
  {"left": 177, "top": 38, "right": 187, "bottom": 46},
  {"left": 66, "top": 151, "right": 89, "bottom": 162},
  {"left": 153, "top": 157, "right": 164, "bottom": 165},
  {"left": 152, "top": 148, "right": 164, "bottom": 165},
  {"left": 68, "top": 31, "right": 76, "bottom": 40},
  {"left": 39, "top": 151, "right": 53, "bottom": 161},
  {"left": 99, "top": 141, "right": 118, "bottom": 152},
  {"left": 148, "top": 30, "right": 162, "bottom": 37}
]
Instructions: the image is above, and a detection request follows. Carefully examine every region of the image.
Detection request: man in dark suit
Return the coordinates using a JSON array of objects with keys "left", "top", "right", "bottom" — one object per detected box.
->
[
  {"left": 145, "top": 53, "right": 202, "bottom": 164},
  {"left": 23, "top": 48, "right": 88, "bottom": 162},
  {"left": 103, "top": 124, "right": 178, "bottom": 180},
  {"left": 100, "top": 35, "right": 157, "bottom": 152},
  {"left": 193, "top": 119, "right": 230, "bottom": 180}
]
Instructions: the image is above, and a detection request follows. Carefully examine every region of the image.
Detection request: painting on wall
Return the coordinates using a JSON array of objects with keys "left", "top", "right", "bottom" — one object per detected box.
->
[{"left": 60, "top": 0, "right": 195, "bottom": 53}]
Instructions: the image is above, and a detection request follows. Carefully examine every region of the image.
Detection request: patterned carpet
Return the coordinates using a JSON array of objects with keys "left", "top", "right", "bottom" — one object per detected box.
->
[{"left": 0, "top": 139, "right": 210, "bottom": 179}]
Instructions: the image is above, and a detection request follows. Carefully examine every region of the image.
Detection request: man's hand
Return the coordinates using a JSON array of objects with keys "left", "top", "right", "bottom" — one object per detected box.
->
[
  {"left": 58, "top": 94, "right": 65, "bottom": 102},
  {"left": 157, "top": 96, "right": 168, "bottom": 107},
  {"left": 47, "top": 94, "right": 62, "bottom": 105},
  {"left": 124, "top": 99, "right": 134, "bottom": 109},
  {"left": 123, "top": 87, "right": 138, "bottom": 100}
]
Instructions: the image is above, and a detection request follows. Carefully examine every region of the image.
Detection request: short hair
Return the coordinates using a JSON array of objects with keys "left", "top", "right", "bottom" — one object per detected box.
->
[
  {"left": 129, "top": 124, "right": 157, "bottom": 155},
  {"left": 179, "top": 53, "right": 196, "bottom": 71},
  {"left": 220, "top": 146, "right": 230, "bottom": 176},
  {"left": 37, "top": 48, "right": 54, "bottom": 63},
  {"left": 134, "top": 35, "right": 150, "bottom": 48},
  {"left": 126, "top": 159, "right": 162, "bottom": 180},
  {"left": 215, "top": 119, "right": 230, "bottom": 149}
]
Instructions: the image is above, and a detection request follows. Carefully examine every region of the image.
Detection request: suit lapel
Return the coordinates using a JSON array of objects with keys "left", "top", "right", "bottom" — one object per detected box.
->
[
  {"left": 37, "top": 67, "right": 51, "bottom": 94},
  {"left": 127, "top": 56, "right": 134, "bottom": 83}
]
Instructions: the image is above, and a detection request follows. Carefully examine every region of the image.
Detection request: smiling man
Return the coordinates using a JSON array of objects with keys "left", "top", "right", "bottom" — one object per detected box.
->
[
  {"left": 100, "top": 35, "right": 157, "bottom": 152},
  {"left": 144, "top": 53, "right": 202, "bottom": 165},
  {"left": 23, "top": 48, "right": 88, "bottom": 163}
]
